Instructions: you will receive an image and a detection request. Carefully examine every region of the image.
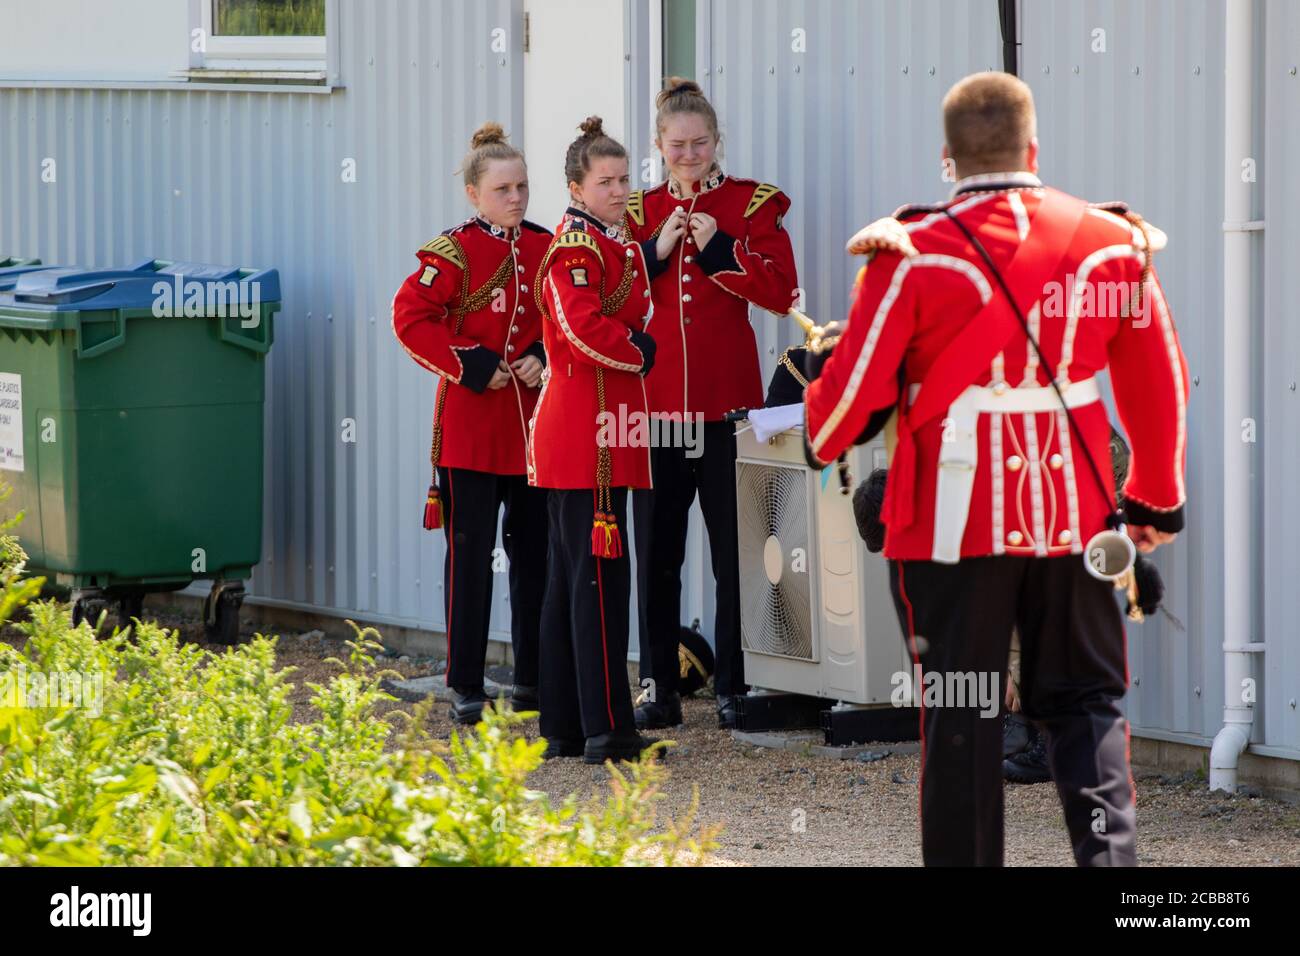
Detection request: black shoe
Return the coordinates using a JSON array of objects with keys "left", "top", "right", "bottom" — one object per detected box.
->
[
  {"left": 510, "top": 684, "right": 539, "bottom": 712},
  {"left": 583, "top": 730, "right": 660, "bottom": 764},
  {"left": 542, "top": 737, "right": 584, "bottom": 760},
  {"left": 1004, "top": 731, "right": 1052, "bottom": 784},
  {"left": 634, "top": 690, "right": 682, "bottom": 730},
  {"left": 449, "top": 687, "right": 491, "bottom": 725},
  {"left": 717, "top": 695, "right": 741, "bottom": 729},
  {"left": 1002, "top": 711, "right": 1032, "bottom": 758}
]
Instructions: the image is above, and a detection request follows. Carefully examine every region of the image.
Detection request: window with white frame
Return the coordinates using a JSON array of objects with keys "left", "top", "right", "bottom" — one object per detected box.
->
[{"left": 189, "top": 0, "right": 330, "bottom": 82}]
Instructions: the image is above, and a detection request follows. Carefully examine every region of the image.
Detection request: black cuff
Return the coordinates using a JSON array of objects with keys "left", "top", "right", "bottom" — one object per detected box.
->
[
  {"left": 523, "top": 339, "right": 547, "bottom": 367},
  {"left": 640, "top": 240, "right": 669, "bottom": 281},
  {"left": 629, "top": 329, "right": 656, "bottom": 376},
  {"left": 803, "top": 429, "right": 829, "bottom": 471},
  {"left": 854, "top": 406, "right": 895, "bottom": 446},
  {"left": 1122, "top": 496, "right": 1185, "bottom": 534},
  {"left": 457, "top": 345, "right": 502, "bottom": 394},
  {"left": 696, "top": 229, "right": 740, "bottom": 275}
]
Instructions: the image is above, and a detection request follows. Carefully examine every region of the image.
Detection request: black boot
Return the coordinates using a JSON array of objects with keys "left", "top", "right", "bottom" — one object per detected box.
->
[
  {"left": 634, "top": 690, "right": 682, "bottom": 730},
  {"left": 510, "top": 683, "right": 539, "bottom": 712},
  {"left": 583, "top": 730, "right": 660, "bottom": 765},
  {"left": 542, "top": 737, "right": 584, "bottom": 760},
  {"left": 1004, "top": 726, "right": 1052, "bottom": 784},
  {"left": 716, "top": 695, "right": 741, "bottom": 729},
  {"left": 449, "top": 687, "right": 491, "bottom": 725},
  {"left": 1002, "top": 711, "right": 1032, "bottom": 758}
]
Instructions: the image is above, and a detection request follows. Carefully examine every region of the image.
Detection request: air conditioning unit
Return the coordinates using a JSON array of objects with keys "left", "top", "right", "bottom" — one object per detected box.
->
[{"left": 735, "top": 422, "right": 912, "bottom": 706}]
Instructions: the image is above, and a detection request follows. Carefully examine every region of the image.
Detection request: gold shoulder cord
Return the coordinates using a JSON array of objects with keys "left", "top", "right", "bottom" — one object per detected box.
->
[
  {"left": 430, "top": 235, "right": 514, "bottom": 488},
  {"left": 779, "top": 348, "right": 810, "bottom": 389}
]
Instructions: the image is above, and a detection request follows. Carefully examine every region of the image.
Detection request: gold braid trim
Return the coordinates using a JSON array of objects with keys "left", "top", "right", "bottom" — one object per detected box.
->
[
  {"left": 534, "top": 229, "right": 635, "bottom": 319},
  {"left": 1121, "top": 212, "right": 1154, "bottom": 321},
  {"left": 779, "top": 348, "right": 810, "bottom": 388},
  {"left": 431, "top": 234, "right": 506, "bottom": 476}
]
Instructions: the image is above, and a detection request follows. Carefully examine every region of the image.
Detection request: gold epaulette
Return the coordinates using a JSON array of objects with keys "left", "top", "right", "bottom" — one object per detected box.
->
[
  {"left": 745, "top": 183, "right": 782, "bottom": 218},
  {"left": 555, "top": 230, "right": 601, "bottom": 254},
  {"left": 419, "top": 235, "right": 466, "bottom": 270},
  {"left": 626, "top": 190, "right": 645, "bottom": 226}
]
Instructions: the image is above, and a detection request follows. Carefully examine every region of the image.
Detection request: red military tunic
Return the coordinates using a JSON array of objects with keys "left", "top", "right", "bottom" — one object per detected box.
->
[
  {"left": 625, "top": 169, "right": 799, "bottom": 420},
  {"left": 805, "top": 172, "right": 1189, "bottom": 562},
  {"left": 528, "top": 208, "right": 655, "bottom": 491},
  {"left": 392, "top": 215, "right": 551, "bottom": 475}
]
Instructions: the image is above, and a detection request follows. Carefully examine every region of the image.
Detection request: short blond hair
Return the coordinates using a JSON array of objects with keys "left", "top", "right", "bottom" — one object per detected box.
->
[{"left": 942, "top": 72, "right": 1037, "bottom": 171}]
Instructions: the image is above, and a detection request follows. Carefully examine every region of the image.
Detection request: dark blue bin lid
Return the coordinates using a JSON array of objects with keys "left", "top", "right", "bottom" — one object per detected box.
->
[{"left": 2, "top": 259, "right": 281, "bottom": 311}]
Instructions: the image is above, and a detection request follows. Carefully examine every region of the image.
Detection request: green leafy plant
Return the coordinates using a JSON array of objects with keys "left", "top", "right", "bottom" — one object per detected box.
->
[{"left": 0, "top": 593, "right": 719, "bottom": 866}]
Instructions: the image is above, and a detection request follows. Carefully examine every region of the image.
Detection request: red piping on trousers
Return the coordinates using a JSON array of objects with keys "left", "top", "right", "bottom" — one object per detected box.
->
[
  {"left": 594, "top": 492, "right": 616, "bottom": 729},
  {"left": 445, "top": 469, "right": 456, "bottom": 686},
  {"left": 896, "top": 561, "right": 924, "bottom": 830}
]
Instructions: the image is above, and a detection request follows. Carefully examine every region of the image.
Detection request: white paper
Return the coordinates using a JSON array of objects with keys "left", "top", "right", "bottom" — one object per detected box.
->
[
  {"left": 748, "top": 403, "right": 805, "bottom": 442},
  {"left": 0, "top": 372, "right": 22, "bottom": 472}
]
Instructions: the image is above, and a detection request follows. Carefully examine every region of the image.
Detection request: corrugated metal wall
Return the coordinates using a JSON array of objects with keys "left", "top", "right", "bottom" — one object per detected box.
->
[
  {"left": 0, "top": 0, "right": 526, "bottom": 637},
  {"left": 702, "top": 0, "right": 1298, "bottom": 758}
]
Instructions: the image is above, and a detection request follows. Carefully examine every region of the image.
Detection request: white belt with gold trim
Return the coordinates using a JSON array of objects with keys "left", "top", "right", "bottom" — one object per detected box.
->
[{"left": 905, "top": 377, "right": 1102, "bottom": 563}]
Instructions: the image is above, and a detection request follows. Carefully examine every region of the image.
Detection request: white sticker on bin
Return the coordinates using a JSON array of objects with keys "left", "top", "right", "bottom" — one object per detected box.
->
[{"left": 0, "top": 372, "right": 22, "bottom": 473}]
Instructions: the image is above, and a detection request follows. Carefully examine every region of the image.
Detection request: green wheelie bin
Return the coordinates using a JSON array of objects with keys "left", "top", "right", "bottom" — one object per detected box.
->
[{"left": 0, "top": 259, "right": 279, "bottom": 641}]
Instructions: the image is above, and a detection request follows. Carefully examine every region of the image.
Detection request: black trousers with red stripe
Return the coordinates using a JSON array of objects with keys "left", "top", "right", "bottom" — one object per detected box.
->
[
  {"left": 889, "top": 555, "right": 1136, "bottom": 867},
  {"left": 438, "top": 466, "right": 547, "bottom": 693},
  {"left": 634, "top": 421, "right": 746, "bottom": 699},
  {"left": 539, "top": 487, "right": 636, "bottom": 742}
]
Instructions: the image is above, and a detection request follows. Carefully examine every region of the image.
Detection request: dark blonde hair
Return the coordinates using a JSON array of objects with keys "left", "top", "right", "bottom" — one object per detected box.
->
[
  {"left": 941, "top": 72, "right": 1036, "bottom": 172},
  {"left": 563, "top": 116, "right": 628, "bottom": 186},
  {"left": 460, "top": 121, "right": 525, "bottom": 188},
  {"left": 654, "top": 76, "right": 719, "bottom": 141}
]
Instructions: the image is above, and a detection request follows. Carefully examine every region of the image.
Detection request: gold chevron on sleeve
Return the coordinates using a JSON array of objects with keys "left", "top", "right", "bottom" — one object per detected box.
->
[
  {"left": 419, "top": 235, "right": 466, "bottom": 269},
  {"left": 745, "top": 183, "right": 781, "bottom": 218},
  {"left": 626, "top": 190, "right": 645, "bottom": 226}
]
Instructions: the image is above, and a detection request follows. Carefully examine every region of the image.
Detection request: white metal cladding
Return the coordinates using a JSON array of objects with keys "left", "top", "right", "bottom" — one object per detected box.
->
[
  {"left": 700, "top": 0, "right": 1298, "bottom": 757},
  {"left": 0, "top": 0, "right": 527, "bottom": 639}
]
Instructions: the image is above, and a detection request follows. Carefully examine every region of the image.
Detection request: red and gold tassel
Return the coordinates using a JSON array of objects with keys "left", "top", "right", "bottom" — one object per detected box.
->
[{"left": 423, "top": 483, "right": 444, "bottom": 530}]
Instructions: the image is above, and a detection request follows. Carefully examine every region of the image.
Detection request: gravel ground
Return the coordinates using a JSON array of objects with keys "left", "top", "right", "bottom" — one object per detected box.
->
[{"left": 7, "top": 606, "right": 1300, "bottom": 867}]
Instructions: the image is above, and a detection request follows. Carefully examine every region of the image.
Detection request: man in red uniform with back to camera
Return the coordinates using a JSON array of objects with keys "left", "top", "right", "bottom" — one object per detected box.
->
[
  {"left": 626, "top": 78, "right": 800, "bottom": 731},
  {"left": 804, "top": 72, "right": 1188, "bottom": 866}
]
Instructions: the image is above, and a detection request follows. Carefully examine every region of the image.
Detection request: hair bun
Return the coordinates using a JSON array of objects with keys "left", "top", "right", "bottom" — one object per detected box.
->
[
  {"left": 469, "top": 121, "right": 508, "bottom": 149},
  {"left": 578, "top": 115, "right": 606, "bottom": 139},
  {"left": 656, "top": 76, "right": 704, "bottom": 108}
]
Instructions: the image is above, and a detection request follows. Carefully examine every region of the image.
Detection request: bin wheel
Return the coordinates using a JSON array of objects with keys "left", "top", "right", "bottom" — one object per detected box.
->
[
  {"left": 71, "top": 590, "right": 111, "bottom": 631},
  {"left": 204, "top": 586, "right": 245, "bottom": 645},
  {"left": 117, "top": 592, "right": 146, "bottom": 633}
]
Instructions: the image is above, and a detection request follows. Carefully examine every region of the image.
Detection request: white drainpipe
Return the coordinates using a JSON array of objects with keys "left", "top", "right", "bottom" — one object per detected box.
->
[{"left": 1210, "top": 0, "right": 1263, "bottom": 793}]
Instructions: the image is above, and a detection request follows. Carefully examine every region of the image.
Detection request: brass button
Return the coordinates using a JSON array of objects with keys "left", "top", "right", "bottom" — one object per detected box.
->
[
  {"left": 626, "top": 249, "right": 635, "bottom": 258},
  {"left": 683, "top": 274, "right": 692, "bottom": 282},
  {"left": 643, "top": 290, "right": 651, "bottom": 298},
  {"left": 521, "top": 284, "right": 529, "bottom": 294},
  {"left": 682, "top": 294, "right": 692, "bottom": 303},
  {"left": 1007, "top": 530, "right": 1024, "bottom": 546},
  {"left": 1006, "top": 455, "right": 1023, "bottom": 472},
  {"left": 992, "top": 381, "right": 1008, "bottom": 396},
  {"left": 684, "top": 317, "right": 692, "bottom": 325},
  {"left": 1049, "top": 453, "right": 1064, "bottom": 470},
  {"left": 511, "top": 325, "right": 519, "bottom": 333},
  {"left": 507, "top": 344, "right": 515, "bottom": 352},
  {"left": 1057, "top": 529, "right": 1073, "bottom": 545},
  {"left": 517, "top": 265, "right": 525, "bottom": 273},
  {"left": 684, "top": 255, "right": 694, "bottom": 264}
]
